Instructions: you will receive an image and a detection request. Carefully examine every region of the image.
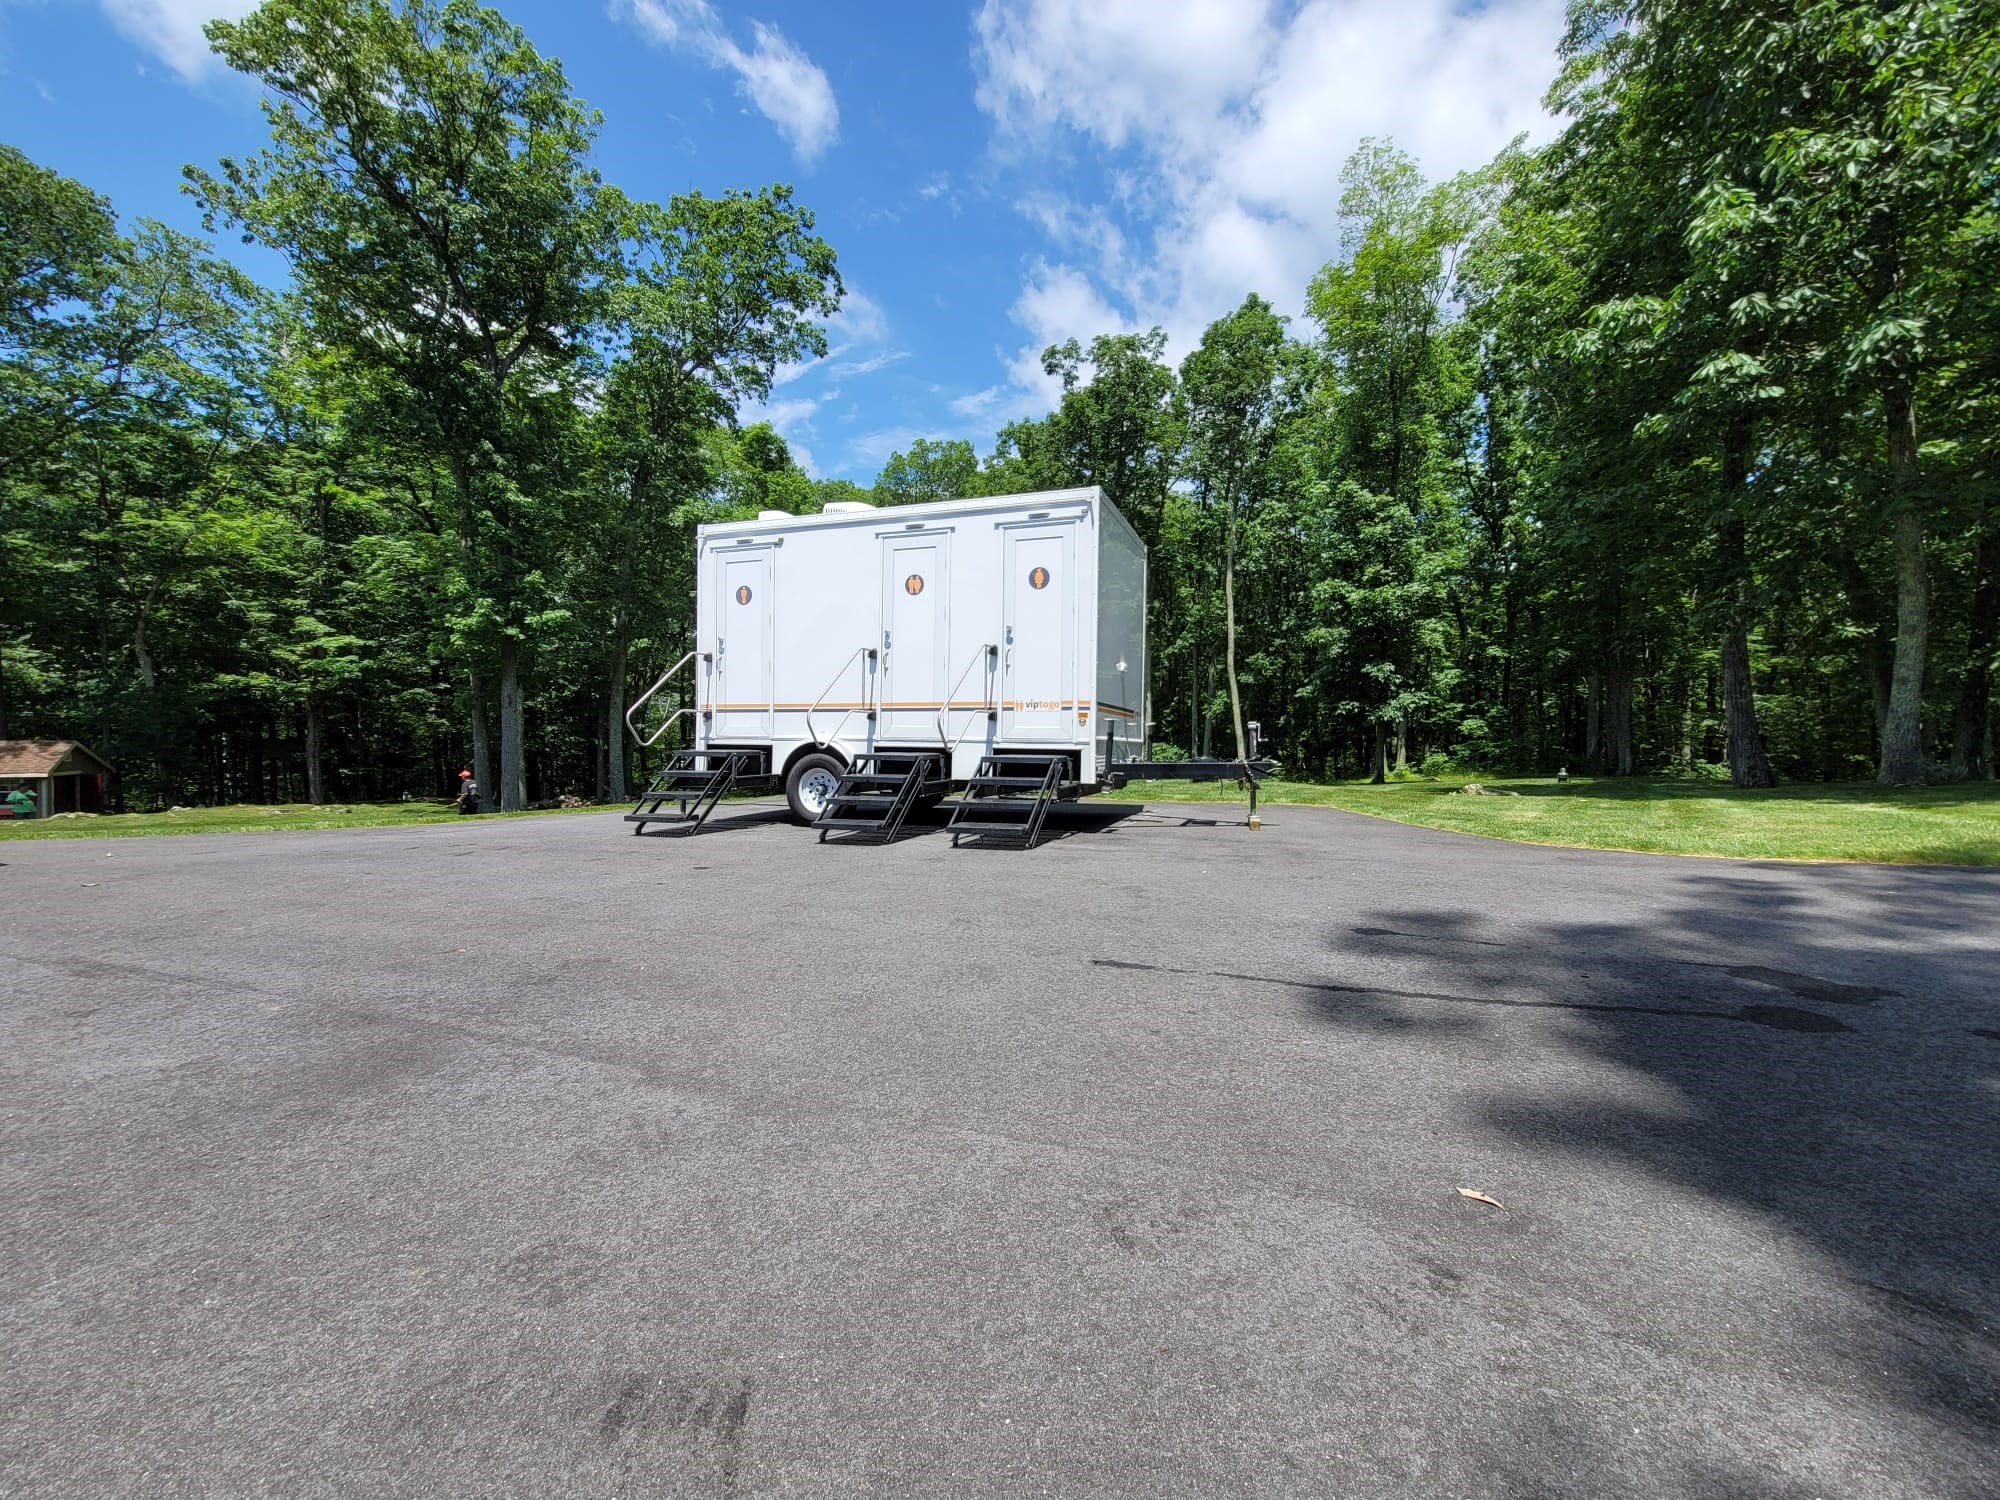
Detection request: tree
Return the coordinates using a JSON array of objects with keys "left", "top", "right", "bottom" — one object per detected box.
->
[
  {"left": 1306, "top": 144, "right": 1485, "bottom": 777},
  {"left": 587, "top": 186, "right": 838, "bottom": 798},
  {"left": 1179, "top": 295, "right": 1287, "bottom": 763},
  {"left": 191, "top": 0, "right": 623, "bottom": 808},
  {"left": 0, "top": 144, "right": 122, "bottom": 491},
  {"left": 1613, "top": 0, "right": 1998, "bottom": 783},
  {"left": 1038, "top": 330, "right": 1180, "bottom": 551},
  {"left": 873, "top": 438, "right": 980, "bottom": 506}
]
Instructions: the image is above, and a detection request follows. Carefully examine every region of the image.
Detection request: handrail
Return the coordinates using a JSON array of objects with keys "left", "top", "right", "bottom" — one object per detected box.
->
[
  {"left": 936, "top": 643, "right": 999, "bottom": 751},
  {"left": 624, "top": 650, "right": 698, "bottom": 748},
  {"left": 805, "top": 646, "right": 877, "bottom": 746}
]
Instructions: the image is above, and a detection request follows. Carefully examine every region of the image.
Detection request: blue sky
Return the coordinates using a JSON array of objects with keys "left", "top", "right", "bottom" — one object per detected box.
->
[{"left": 0, "top": 1, "right": 1566, "bottom": 481}]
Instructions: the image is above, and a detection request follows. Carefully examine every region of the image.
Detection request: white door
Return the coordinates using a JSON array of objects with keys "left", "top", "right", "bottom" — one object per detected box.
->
[
  {"left": 880, "top": 534, "right": 948, "bottom": 742},
  {"left": 1001, "top": 524, "right": 1076, "bottom": 744},
  {"left": 712, "top": 547, "right": 774, "bottom": 739}
]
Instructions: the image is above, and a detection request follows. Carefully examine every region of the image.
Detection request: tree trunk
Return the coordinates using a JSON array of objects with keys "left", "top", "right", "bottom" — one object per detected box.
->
[
  {"left": 1721, "top": 620, "right": 1773, "bottom": 788},
  {"left": 498, "top": 636, "right": 526, "bottom": 811},
  {"left": 1952, "top": 526, "right": 1997, "bottom": 779},
  {"left": 1878, "top": 374, "right": 1927, "bottom": 784},
  {"left": 469, "top": 670, "right": 494, "bottom": 809},
  {"left": 1863, "top": 633, "right": 1893, "bottom": 753},
  {"left": 1679, "top": 675, "right": 1695, "bottom": 769},
  {"left": 1393, "top": 715, "right": 1408, "bottom": 773},
  {"left": 1371, "top": 720, "right": 1388, "bottom": 784},
  {"left": 131, "top": 611, "right": 157, "bottom": 692},
  {"left": 1718, "top": 421, "right": 1775, "bottom": 788},
  {"left": 1605, "top": 658, "right": 1634, "bottom": 776},
  {"left": 304, "top": 693, "right": 326, "bottom": 804},
  {"left": 1223, "top": 504, "right": 1246, "bottom": 762},
  {"left": 1584, "top": 669, "right": 1603, "bottom": 772},
  {"left": 605, "top": 631, "right": 630, "bottom": 803}
]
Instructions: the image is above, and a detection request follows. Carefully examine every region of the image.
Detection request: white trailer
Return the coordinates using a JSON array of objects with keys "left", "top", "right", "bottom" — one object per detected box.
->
[{"left": 625, "top": 486, "right": 1149, "bottom": 839}]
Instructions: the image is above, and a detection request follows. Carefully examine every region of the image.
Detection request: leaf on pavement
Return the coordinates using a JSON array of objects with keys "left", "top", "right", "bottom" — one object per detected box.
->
[{"left": 1455, "top": 1187, "right": 1504, "bottom": 1209}]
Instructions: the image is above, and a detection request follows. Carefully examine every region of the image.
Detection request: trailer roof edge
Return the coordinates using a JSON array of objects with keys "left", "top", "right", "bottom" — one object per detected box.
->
[{"left": 695, "top": 485, "right": 1140, "bottom": 550}]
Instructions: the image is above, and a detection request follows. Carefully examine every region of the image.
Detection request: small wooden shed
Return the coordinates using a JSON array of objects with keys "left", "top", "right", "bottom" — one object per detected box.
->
[{"left": 0, "top": 740, "right": 112, "bottom": 816}]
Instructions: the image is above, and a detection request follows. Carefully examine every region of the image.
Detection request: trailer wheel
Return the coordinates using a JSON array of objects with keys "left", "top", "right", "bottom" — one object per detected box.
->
[{"left": 785, "top": 751, "right": 845, "bottom": 826}]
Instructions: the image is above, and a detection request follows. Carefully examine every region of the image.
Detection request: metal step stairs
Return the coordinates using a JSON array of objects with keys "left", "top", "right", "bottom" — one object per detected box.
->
[
  {"left": 940, "top": 754, "right": 1070, "bottom": 848},
  {"left": 627, "top": 749, "right": 768, "bottom": 835},
  {"left": 815, "top": 752, "right": 945, "bottom": 843}
]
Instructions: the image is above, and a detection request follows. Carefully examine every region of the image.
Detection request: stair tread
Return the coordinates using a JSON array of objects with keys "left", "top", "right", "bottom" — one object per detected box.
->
[{"left": 815, "top": 816, "right": 903, "bottom": 831}]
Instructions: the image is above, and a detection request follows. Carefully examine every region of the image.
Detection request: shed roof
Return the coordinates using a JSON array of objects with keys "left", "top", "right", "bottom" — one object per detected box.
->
[{"left": 0, "top": 740, "right": 112, "bottom": 777}]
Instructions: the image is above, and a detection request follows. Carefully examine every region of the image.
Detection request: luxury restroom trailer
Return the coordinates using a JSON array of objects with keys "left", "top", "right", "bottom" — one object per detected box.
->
[{"left": 637, "top": 486, "right": 1149, "bottom": 826}]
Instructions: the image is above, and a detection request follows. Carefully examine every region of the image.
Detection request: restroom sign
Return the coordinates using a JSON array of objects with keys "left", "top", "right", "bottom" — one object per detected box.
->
[
  {"left": 1028, "top": 565, "right": 1050, "bottom": 590},
  {"left": 904, "top": 574, "right": 924, "bottom": 596},
  {"left": 735, "top": 584, "right": 752, "bottom": 605}
]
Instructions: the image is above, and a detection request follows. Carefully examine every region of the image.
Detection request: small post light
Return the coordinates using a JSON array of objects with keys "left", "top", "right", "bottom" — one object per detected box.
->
[{"left": 1556, "top": 766, "right": 1570, "bottom": 784}]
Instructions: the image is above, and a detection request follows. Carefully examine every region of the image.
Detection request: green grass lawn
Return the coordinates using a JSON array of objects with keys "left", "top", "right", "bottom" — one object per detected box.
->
[
  {"left": 0, "top": 800, "right": 610, "bottom": 839},
  {"left": 1100, "top": 773, "right": 2000, "bottom": 865}
]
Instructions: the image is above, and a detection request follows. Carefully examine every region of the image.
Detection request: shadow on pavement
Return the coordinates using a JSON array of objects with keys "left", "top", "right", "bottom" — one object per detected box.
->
[{"left": 1308, "top": 871, "right": 2000, "bottom": 1494}]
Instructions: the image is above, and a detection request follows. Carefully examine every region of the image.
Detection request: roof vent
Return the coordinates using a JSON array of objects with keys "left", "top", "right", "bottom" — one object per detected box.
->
[
  {"left": 822, "top": 501, "right": 877, "bottom": 514},
  {"left": 757, "top": 509, "right": 790, "bottom": 520}
]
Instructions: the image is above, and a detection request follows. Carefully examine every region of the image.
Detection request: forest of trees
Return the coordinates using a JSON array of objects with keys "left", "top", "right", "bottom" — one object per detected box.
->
[{"left": 2, "top": 0, "right": 1995, "bottom": 810}]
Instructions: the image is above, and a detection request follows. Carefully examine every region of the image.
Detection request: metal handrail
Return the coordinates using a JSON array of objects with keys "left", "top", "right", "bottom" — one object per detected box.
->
[
  {"left": 935, "top": 643, "right": 999, "bottom": 751},
  {"left": 624, "top": 650, "right": 699, "bottom": 747},
  {"left": 805, "top": 646, "right": 877, "bottom": 746}
]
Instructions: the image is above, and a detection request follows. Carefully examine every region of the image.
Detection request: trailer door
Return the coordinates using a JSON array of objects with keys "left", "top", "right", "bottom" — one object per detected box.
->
[
  {"left": 712, "top": 545, "right": 774, "bottom": 739},
  {"left": 880, "top": 533, "right": 948, "bottom": 742},
  {"left": 1001, "top": 522, "right": 1077, "bottom": 744}
]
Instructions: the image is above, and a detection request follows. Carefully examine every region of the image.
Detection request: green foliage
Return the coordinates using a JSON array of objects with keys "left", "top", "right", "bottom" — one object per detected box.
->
[
  {"left": 4, "top": 0, "right": 1994, "bottom": 814},
  {"left": 873, "top": 437, "right": 981, "bottom": 506}
]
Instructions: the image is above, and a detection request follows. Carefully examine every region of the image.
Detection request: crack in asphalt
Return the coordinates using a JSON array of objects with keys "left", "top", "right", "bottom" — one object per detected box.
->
[{"left": 1092, "top": 958, "right": 1854, "bottom": 1034}]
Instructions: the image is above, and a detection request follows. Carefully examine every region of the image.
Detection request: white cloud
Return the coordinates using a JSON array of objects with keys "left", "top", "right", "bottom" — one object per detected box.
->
[
  {"left": 614, "top": 0, "right": 838, "bottom": 165},
  {"left": 950, "top": 386, "right": 1006, "bottom": 420},
  {"left": 825, "top": 349, "right": 908, "bottom": 379},
  {"left": 771, "top": 284, "right": 894, "bottom": 388},
  {"left": 828, "top": 286, "right": 887, "bottom": 344},
  {"left": 951, "top": 259, "right": 1137, "bottom": 428},
  {"left": 846, "top": 426, "right": 931, "bottom": 469},
  {"left": 971, "top": 0, "right": 1563, "bottom": 401},
  {"left": 758, "top": 395, "right": 821, "bottom": 430},
  {"left": 975, "top": 0, "right": 1276, "bottom": 153},
  {"left": 96, "top": 0, "right": 255, "bottom": 80}
]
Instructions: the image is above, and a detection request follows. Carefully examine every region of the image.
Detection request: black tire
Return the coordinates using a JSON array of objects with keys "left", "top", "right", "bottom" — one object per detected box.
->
[{"left": 785, "top": 750, "right": 845, "bottom": 826}]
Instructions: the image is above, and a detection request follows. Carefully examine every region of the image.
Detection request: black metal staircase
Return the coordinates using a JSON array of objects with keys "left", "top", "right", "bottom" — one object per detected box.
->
[
  {"left": 814, "top": 752, "right": 944, "bottom": 843},
  {"left": 627, "top": 749, "right": 767, "bottom": 835},
  {"left": 940, "top": 754, "right": 1069, "bottom": 848}
]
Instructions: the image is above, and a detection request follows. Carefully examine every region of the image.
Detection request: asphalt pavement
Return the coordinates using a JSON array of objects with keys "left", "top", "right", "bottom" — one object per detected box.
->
[{"left": 2, "top": 800, "right": 1996, "bottom": 1498}]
